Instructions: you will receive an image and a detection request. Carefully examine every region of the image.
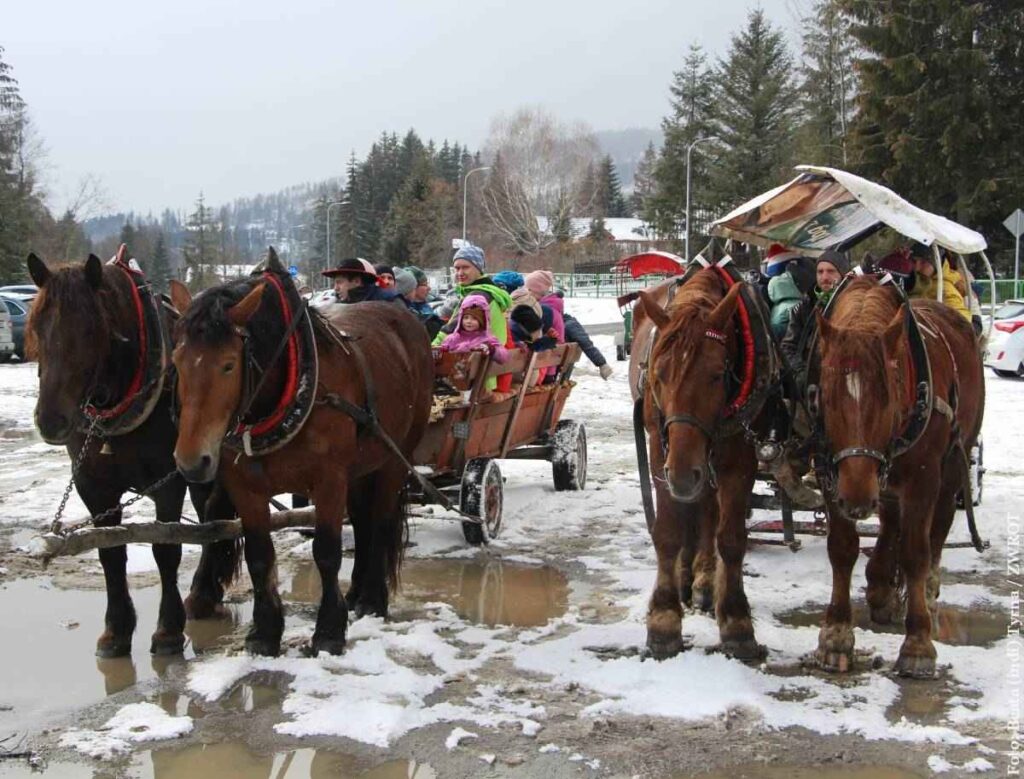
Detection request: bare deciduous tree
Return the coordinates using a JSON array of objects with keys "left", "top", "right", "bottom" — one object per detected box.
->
[{"left": 481, "top": 107, "right": 599, "bottom": 256}]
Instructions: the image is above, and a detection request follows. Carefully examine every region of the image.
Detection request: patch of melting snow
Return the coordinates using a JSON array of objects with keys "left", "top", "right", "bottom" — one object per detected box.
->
[
  {"left": 59, "top": 702, "right": 192, "bottom": 759},
  {"left": 445, "top": 727, "right": 477, "bottom": 749},
  {"left": 928, "top": 754, "right": 995, "bottom": 773}
]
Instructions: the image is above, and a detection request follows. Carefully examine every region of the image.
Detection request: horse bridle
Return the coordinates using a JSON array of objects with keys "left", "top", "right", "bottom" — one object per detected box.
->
[{"left": 652, "top": 326, "right": 733, "bottom": 488}]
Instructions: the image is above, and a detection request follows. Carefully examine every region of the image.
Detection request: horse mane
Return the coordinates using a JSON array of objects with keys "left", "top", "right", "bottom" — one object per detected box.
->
[
  {"left": 26, "top": 262, "right": 138, "bottom": 366},
  {"left": 819, "top": 276, "right": 904, "bottom": 409},
  {"left": 653, "top": 269, "right": 727, "bottom": 354},
  {"left": 179, "top": 277, "right": 256, "bottom": 346}
]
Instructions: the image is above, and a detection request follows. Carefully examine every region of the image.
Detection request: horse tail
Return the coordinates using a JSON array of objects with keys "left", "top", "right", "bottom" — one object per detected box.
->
[{"left": 384, "top": 480, "right": 410, "bottom": 594}]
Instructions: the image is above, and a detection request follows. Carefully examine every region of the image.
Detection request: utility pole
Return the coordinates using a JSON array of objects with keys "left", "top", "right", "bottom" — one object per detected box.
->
[{"left": 685, "top": 136, "right": 719, "bottom": 260}]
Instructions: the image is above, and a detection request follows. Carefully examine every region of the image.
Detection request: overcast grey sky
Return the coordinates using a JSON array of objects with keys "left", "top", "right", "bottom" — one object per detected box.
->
[{"left": 7, "top": 0, "right": 796, "bottom": 215}]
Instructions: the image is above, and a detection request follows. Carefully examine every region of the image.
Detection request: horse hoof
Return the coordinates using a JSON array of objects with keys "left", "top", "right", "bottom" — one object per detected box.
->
[
  {"left": 680, "top": 584, "right": 693, "bottom": 608},
  {"left": 96, "top": 636, "right": 132, "bottom": 658},
  {"left": 692, "top": 587, "right": 713, "bottom": 614},
  {"left": 352, "top": 599, "right": 387, "bottom": 620},
  {"left": 150, "top": 633, "right": 186, "bottom": 656},
  {"left": 812, "top": 649, "right": 854, "bottom": 673},
  {"left": 310, "top": 635, "right": 347, "bottom": 656},
  {"left": 645, "top": 633, "right": 685, "bottom": 660},
  {"left": 185, "top": 594, "right": 229, "bottom": 621},
  {"left": 894, "top": 654, "right": 936, "bottom": 679},
  {"left": 245, "top": 636, "right": 281, "bottom": 657},
  {"left": 718, "top": 639, "right": 767, "bottom": 662}
]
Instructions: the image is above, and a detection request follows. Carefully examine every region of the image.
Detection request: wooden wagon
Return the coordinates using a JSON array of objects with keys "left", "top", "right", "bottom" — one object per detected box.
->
[{"left": 412, "top": 342, "right": 588, "bottom": 544}]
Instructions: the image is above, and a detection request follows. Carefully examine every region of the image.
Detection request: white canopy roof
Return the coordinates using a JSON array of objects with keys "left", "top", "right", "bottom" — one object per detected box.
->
[{"left": 711, "top": 165, "right": 987, "bottom": 255}]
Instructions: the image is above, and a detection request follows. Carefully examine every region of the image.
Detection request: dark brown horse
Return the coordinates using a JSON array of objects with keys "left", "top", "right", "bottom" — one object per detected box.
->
[
  {"left": 813, "top": 276, "right": 984, "bottom": 677},
  {"left": 26, "top": 252, "right": 240, "bottom": 657},
  {"left": 630, "top": 269, "right": 765, "bottom": 660},
  {"left": 169, "top": 266, "right": 433, "bottom": 656}
]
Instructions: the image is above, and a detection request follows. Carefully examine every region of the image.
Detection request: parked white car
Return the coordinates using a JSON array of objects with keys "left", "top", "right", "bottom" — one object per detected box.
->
[{"left": 986, "top": 299, "right": 1024, "bottom": 377}]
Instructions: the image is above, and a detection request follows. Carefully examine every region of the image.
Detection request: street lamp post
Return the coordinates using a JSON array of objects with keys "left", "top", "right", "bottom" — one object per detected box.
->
[
  {"left": 324, "top": 200, "right": 347, "bottom": 284},
  {"left": 685, "top": 136, "right": 719, "bottom": 261},
  {"left": 462, "top": 166, "right": 491, "bottom": 242}
]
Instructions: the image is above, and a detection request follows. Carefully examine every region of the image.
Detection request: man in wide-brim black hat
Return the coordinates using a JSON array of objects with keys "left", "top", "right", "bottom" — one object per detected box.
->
[{"left": 322, "top": 258, "right": 397, "bottom": 304}]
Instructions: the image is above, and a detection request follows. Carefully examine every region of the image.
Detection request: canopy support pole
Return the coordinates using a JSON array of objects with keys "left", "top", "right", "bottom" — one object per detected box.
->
[
  {"left": 932, "top": 244, "right": 944, "bottom": 303},
  {"left": 978, "top": 250, "right": 997, "bottom": 339}
]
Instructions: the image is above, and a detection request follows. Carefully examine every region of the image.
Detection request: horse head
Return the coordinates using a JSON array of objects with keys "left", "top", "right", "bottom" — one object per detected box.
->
[
  {"left": 815, "top": 281, "right": 906, "bottom": 519},
  {"left": 639, "top": 274, "right": 743, "bottom": 503},
  {"left": 169, "top": 279, "right": 266, "bottom": 483},
  {"left": 26, "top": 253, "right": 136, "bottom": 444}
]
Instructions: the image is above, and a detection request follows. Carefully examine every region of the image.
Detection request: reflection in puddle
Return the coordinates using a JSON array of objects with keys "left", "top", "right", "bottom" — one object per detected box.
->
[
  {"left": 137, "top": 743, "right": 435, "bottom": 779},
  {"left": 284, "top": 558, "right": 568, "bottom": 627},
  {"left": 778, "top": 600, "right": 1007, "bottom": 647},
  {"left": 0, "top": 576, "right": 239, "bottom": 734},
  {"left": 681, "top": 766, "right": 923, "bottom": 779}
]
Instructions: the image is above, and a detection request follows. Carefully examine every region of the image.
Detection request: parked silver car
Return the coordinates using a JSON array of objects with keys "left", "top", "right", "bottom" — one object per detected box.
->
[{"left": 0, "top": 304, "right": 14, "bottom": 363}]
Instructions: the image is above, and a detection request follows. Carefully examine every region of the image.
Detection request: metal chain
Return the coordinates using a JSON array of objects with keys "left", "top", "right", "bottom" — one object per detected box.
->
[
  {"left": 49, "top": 415, "right": 101, "bottom": 534},
  {"left": 53, "top": 467, "right": 183, "bottom": 537}
]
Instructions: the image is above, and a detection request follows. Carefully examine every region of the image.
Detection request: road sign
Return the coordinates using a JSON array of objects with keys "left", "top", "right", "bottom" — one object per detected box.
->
[
  {"left": 1005, "top": 209, "right": 1024, "bottom": 238},
  {"left": 288, "top": 265, "right": 299, "bottom": 277}
]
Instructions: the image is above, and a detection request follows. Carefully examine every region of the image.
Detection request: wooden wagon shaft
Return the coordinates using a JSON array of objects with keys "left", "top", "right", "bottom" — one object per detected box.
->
[{"left": 26, "top": 506, "right": 318, "bottom": 561}]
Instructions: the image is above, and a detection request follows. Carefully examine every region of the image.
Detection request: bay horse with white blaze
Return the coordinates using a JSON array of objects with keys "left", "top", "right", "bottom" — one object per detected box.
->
[
  {"left": 630, "top": 268, "right": 767, "bottom": 661},
  {"left": 812, "top": 276, "right": 983, "bottom": 677},
  {"left": 169, "top": 258, "right": 433, "bottom": 656},
  {"left": 26, "top": 251, "right": 240, "bottom": 657}
]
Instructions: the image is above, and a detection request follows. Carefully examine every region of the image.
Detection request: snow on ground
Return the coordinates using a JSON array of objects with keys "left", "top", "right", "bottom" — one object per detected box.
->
[
  {"left": 0, "top": 336, "right": 1019, "bottom": 769},
  {"left": 58, "top": 702, "right": 192, "bottom": 759},
  {"left": 561, "top": 297, "right": 620, "bottom": 326}
]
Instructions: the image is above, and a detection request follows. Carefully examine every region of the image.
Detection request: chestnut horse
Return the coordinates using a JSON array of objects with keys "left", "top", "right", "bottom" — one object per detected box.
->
[
  {"left": 26, "top": 253, "right": 240, "bottom": 657},
  {"left": 169, "top": 267, "right": 433, "bottom": 656},
  {"left": 813, "top": 276, "right": 984, "bottom": 677},
  {"left": 630, "top": 269, "right": 765, "bottom": 660}
]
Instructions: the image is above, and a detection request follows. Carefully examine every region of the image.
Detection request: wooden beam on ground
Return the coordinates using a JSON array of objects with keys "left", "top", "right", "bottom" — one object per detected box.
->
[{"left": 25, "top": 507, "right": 318, "bottom": 562}]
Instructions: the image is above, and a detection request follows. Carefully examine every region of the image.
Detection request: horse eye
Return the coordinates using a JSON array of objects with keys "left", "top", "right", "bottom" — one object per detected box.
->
[{"left": 222, "top": 362, "right": 235, "bottom": 374}]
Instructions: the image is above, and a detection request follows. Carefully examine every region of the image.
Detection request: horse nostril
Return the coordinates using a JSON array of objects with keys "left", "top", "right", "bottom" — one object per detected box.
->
[
  {"left": 200, "top": 454, "right": 211, "bottom": 470},
  {"left": 691, "top": 467, "right": 703, "bottom": 486}
]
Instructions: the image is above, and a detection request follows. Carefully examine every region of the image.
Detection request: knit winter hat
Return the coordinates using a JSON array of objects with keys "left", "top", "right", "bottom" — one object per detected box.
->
[
  {"left": 817, "top": 249, "right": 851, "bottom": 276},
  {"left": 407, "top": 265, "right": 428, "bottom": 285},
  {"left": 492, "top": 270, "right": 525, "bottom": 292},
  {"left": 374, "top": 264, "right": 395, "bottom": 279},
  {"left": 461, "top": 306, "right": 487, "bottom": 329},
  {"left": 452, "top": 244, "right": 485, "bottom": 272},
  {"left": 764, "top": 243, "right": 801, "bottom": 278},
  {"left": 394, "top": 268, "right": 417, "bottom": 297},
  {"left": 525, "top": 270, "right": 555, "bottom": 296},
  {"left": 510, "top": 287, "right": 542, "bottom": 318}
]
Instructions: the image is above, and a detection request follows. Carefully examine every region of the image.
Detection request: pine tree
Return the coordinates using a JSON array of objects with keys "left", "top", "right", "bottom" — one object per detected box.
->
[
  {"left": 798, "top": 0, "right": 855, "bottom": 166},
  {"left": 708, "top": 10, "right": 797, "bottom": 209},
  {"left": 149, "top": 231, "right": 171, "bottom": 291},
  {"left": 651, "top": 44, "right": 717, "bottom": 240},
  {"left": 182, "top": 193, "right": 220, "bottom": 290},
  {"left": 119, "top": 221, "right": 137, "bottom": 258},
  {"left": 596, "top": 155, "right": 628, "bottom": 218},
  {"left": 839, "top": 0, "right": 1016, "bottom": 239},
  {"left": 0, "top": 46, "right": 34, "bottom": 280},
  {"left": 631, "top": 142, "right": 658, "bottom": 220}
]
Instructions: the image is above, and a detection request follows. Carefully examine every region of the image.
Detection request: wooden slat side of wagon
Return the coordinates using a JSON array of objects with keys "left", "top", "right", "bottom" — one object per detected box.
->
[{"left": 413, "top": 343, "right": 588, "bottom": 544}]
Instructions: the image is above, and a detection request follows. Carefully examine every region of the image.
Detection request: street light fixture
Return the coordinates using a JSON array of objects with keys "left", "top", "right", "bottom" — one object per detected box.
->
[
  {"left": 324, "top": 199, "right": 347, "bottom": 284},
  {"left": 462, "top": 166, "right": 491, "bottom": 242},
  {"left": 685, "top": 136, "right": 719, "bottom": 261}
]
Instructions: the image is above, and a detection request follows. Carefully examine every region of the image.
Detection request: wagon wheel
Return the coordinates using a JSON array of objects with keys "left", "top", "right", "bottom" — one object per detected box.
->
[
  {"left": 460, "top": 458, "right": 503, "bottom": 545},
  {"left": 552, "top": 419, "right": 587, "bottom": 492}
]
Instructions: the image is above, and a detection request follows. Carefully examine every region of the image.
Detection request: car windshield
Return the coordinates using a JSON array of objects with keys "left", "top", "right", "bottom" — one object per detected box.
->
[{"left": 994, "top": 302, "right": 1024, "bottom": 320}]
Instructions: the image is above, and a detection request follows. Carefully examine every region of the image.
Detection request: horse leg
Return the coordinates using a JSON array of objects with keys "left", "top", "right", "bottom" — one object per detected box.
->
[
  {"left": 814, "top": 507, "right": 860, "bottom": 673},
  {"left": 926, "top": 455, "right": 962, "bottom": 622},
  {"left": 236, "top": 495, "right": 283, "bottom": 657},
  {"left": 78, "top": 483, "right": 136, "bottom": 658},
  {"left": 678, "top": 507, "right": 698, "bottom": 607},
  {"left": 344, "top": 475, "right": 372, "bottom": 612},
  {"left": 690, "top": 499, "right": 717, "bottom": 614},
  {"left": 646, "top": 489, "right": 690, "bottom": 660},
  {"left": 714, "top": 450, "right": 763, "bottom": 661},
  {"left": 149, "top": 480, "right": 188, "bottom": 655},
  {"left": 894, "top": 483, "right": 941, "bottom": 678},
  {"left": 351, "top": 464, "right": 408, "bottom": 619},
  {"left": 185, "top": 482, "right": 240, "bottom": 619},
  {"left": 310, "top": 477, "right": 348, "bottom": 655},
  {"left": 866, "top": 496, "right": 903, "bottom": 625}
]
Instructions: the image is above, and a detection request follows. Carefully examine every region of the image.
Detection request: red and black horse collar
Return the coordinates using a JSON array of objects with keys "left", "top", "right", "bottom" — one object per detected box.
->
[{"left": 81, "top": 259, "right": 167, "bottom": 435}]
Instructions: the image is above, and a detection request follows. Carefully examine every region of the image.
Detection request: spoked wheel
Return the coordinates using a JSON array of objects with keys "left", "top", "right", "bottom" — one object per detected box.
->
[
  {"left": 552, "top": 419, "right": 587, "bottom": 492},
  {"left": 460, "top": 458, "right": 503, "bottom": 545}
]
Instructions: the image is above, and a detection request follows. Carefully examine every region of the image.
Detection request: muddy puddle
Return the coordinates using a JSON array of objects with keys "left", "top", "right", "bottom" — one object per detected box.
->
[
  {"left": 0, "top": 577, "right": 241, "bottom": 734},
  {"left": 680, "top": 767, "right": 923, "bottom": 779},
  {"left": 284, "top": 557, "right": 569, "bottom": 628},
  {"left": 777, "top": 600, "right": 1007, "bottom": 647},
  {"left": 0, "top": 744, "right": 434, "bottom": 778}
]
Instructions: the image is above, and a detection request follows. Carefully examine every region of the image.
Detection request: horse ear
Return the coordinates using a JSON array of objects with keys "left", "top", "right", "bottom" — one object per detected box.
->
[
  {"left": 265, "top": 246, "right": 285, "bottom": 273},
  {"left": 228, "top": 283, "right": 266, "bottom": 328},
  {"left": 637, "top": 290, "right": 670, "bottom": 330},
  {"left": 708, "top": 283, "right": 743, "bottom": 329},
  {"left": 115, "top": 243, "right": 128, "bottom": 264},
  {"left": 882, "top": 304, "right": 906, "bottom": 355},
  {"left": 27, "top": 253, "right": 51, "bottom": 288},
  {"left": 169, "top": 280, "right": 193, "bottom": 314},
  {"left": 84, "top": 254, "right": 103, "bottom": 289}
]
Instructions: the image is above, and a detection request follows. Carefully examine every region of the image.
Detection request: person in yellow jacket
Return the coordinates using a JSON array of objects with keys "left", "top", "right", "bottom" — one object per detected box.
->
[{"left": 908, "top": 246, "right": 971, "bottom": 322}]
